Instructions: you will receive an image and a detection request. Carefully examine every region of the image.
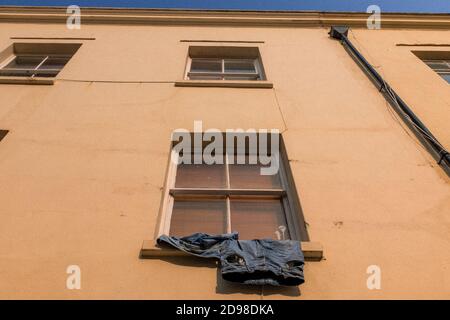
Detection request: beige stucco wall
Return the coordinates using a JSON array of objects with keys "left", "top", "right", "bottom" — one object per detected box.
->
[{"left": 0, "top": 17, "right": 449, "bottom": 299}]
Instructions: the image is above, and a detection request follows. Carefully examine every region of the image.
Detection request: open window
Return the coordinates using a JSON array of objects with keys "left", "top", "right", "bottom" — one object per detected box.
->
[{"left": 0, "top": 43, "right": 81, "bottom": 82}]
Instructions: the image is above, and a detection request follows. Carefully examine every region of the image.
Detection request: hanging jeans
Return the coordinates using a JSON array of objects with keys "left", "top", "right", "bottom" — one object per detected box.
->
[{"left": 157, "top": 232, "right": 304, "bottom": 286}]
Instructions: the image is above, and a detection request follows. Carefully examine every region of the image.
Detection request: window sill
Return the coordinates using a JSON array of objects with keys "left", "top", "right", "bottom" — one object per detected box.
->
[
  {"left": 140, "top": 240, "right": 323, "bottom": 261},
  {"left": 0, "top": 76, "right": 54, "bottom": 85},
  {"left": 174, "top": 80, "right": 273, "bottom": 89}
]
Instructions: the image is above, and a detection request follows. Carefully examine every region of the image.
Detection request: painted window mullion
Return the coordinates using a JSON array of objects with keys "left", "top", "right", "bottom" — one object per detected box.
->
[
  {"left": 32, "top": 56, "right": 49, "bottom": 78},
  {"left": 225, "top": 152, "right": 232, "bottom": 233},
  {"left": 221, "top": 59, "right": 225, "bottom": 80},
  {"left": 35, "top": 56, "right": 49, "bottom": 70}
]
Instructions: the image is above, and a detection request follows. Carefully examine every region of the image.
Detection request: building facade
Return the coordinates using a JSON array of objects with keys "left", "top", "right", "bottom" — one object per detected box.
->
[{"left": 0, "top": 7, "right": 449, "bottom": 299}]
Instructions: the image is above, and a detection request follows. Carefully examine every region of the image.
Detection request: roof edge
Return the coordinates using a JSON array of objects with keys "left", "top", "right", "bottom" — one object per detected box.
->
[{"left": 0, "top": 6, "right": 449, "bottom": 29}]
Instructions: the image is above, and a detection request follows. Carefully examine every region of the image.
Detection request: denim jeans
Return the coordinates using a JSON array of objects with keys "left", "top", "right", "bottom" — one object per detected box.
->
[{"left": 157, "top": 232, "right": 304, "bottom": 286}]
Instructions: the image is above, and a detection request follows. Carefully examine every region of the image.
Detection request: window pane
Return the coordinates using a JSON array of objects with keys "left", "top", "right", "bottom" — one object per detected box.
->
[
  {"left": 32, "top": 71, "right": 60, "bottom": 78},
  {"left": 188, "top": 74, "right": 223, "bottom": 80},
  {"left": 223, "top": 75, "right": 259, "bottom": 80},
  {"left": 175, "top": 157, "right": 226, "bottom": 188},
  {"left": 4, "top": 55, "right": 44, "bottom": 70},
  {"left": 439, "top": 73, "right": 450, "bottom": 84},
  {"left": 224, "top": 60, "right": 256, "bottom": 74},
  {"left": 230, "top": 198, "right": 290, "bottom": 240},
  {"left": 39, "top": 56, "right": 70, "bottom": 70},
  {"left": 190, "top": 59, "right": 222, "bottom": 73},
  {"left": 229, "top": 155, "right": 281, "bottom": 189},
  {"left": 425, "top": 60, "right": 450, "bottom": 71},
  {"left": 170, "top": 199, "right": 227, "bottom": 236},
  {"left": 0, "top": 69, "right": 35, "bottom": 77}
]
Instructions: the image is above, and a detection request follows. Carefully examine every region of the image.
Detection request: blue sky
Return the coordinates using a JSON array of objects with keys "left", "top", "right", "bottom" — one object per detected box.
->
[{"left": 0, "top": 0, "right": 448, "bottom": 13}]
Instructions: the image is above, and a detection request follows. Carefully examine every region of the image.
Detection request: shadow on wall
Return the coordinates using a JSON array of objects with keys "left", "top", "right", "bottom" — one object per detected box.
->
[
  {"left": 0, "top": 130, "right": 8, "bottom": 142},
  {"left": 154, "top": 256, "right": 301, "bottom": 297},
  {"left": 216, "top": 267, "right": 301, "bottom": 297}
]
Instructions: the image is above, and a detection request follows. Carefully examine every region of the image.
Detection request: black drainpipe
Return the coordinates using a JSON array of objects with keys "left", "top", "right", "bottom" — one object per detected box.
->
[{"left": 329, "top": 26, "right": 450, "bottom": 175}]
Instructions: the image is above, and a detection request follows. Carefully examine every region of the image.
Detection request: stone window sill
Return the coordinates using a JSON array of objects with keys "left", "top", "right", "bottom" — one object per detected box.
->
[
  {"left": 140, "top": 240, "right": 323, "bottom": 261},
  {"left": 0, "top": 76, "right": 54, "bottom": 85},
  {"left": 174, "top": 80, "right": 273, "bottom": 89}
]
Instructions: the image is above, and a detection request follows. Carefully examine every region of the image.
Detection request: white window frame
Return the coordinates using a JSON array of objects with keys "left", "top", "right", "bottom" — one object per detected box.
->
[
  {"left": 185, "top": 57, "right": 264, "bottom": 81},
  {"left": 157, "top": 146, "right": 304, "bottom": 241}
]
